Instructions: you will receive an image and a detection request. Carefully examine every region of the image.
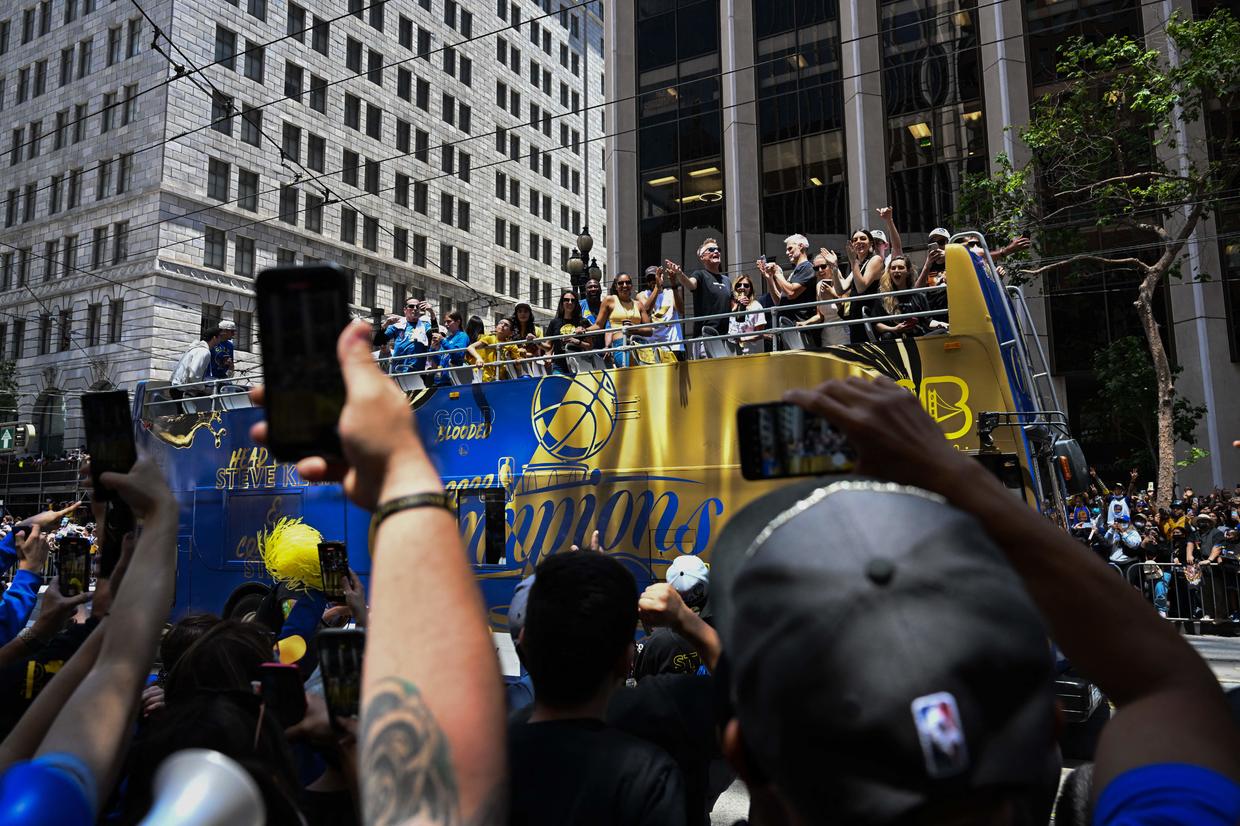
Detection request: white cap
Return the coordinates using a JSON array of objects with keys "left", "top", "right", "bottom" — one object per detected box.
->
[
  {"left": 666, "top": 555, "right": 709, "bottom": 608},
  {"left": 218, "top": 320, "right": 237, "bottom": 330},
  {"left": 869, "top": 229, "right": 888, "bottom": 244},
  {"left": 929, "top": 227, "right": 951, "bottom": 241}
]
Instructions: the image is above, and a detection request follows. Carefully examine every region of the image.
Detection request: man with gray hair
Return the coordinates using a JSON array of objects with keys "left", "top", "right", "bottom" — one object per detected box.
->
[
  {"left": 663, "top": 237, "right": 732, "bottom": 347},
  {"left": 761, "top": 234, "right": 818, "bottom": 341}
]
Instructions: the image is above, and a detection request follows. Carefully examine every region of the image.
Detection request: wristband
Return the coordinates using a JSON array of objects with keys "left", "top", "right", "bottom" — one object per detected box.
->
[
  {"left": 18, "top": 626, "right": 50, "bottom": 650},
  {"left": 369, "top": 492, "right": 455, "bottom": 547}
]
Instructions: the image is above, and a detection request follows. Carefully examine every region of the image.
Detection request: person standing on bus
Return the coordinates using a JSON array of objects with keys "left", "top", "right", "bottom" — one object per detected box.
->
[
  {"left": 580, "top": 278, "right": 603, "bottom": 328},
  {"left": 664, "top": 239, "right": 733, "bottom": 351},
  {"left": 384, "top": 299, "right": 436, "bottom": 374},
  {"left": 207, "top": 321, "right": 236, "bottom": 381},
  {"left": 169, "top": 327, "right": 222, "bottom": 413},
  {"left": 762, "top": 234, "right": 819, "bottom": 345},
  {"left": 639, "top": 266, "right": 685, "bottom": 362}
]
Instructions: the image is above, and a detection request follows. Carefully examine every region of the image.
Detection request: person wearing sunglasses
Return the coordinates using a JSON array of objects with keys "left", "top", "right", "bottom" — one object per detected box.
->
[
  {"left": 795, "top": 249, "right": 849, "bottom": 347},
  {"left": 637, "top": 266, "right": 686, "bottom": 363},
  {"left": 761, "top": 234, "right": 821, "bottom": 344},
  {"left": 727, "top": 276, "right": 768, "bottom": 355},
  {"left": 585, "top": 274, "right": 652, "bottom": 368},
  {"left": 548, "top": 290, "right": 595, "bottom": 373},
  {"left": 661, "top": 239, "right": 733, "bottom": 354}
]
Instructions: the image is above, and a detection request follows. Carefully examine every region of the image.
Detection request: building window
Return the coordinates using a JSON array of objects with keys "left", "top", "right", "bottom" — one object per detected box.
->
[
  {"left": 108, "top": 299, "right": 123, "bottom": 343},
  {"left": 285, "top": 61, "right": 304, "bottom": 102},
  {"left": 86, "top": 303, "right": 101, "bottom": 346},
  {"left": 112, "top": 221, "right": 128, "bottom": 263},
  {"left": 208, "top": 158, "right": 230, "bottom": 200},
  {"left": 58, "top": 309, "right": 71, "bottom": 352},
  {"left": 235, "top": 236, "right": 255, "bottom": 276},
  {"left": 238, "top": 169, "right": 258, "bottom": 210},
  {"left": 279, "top": 186, "right": 298, "bottom": 224},
  {"left": 309, "top": 75, "right": 327, "bottom": 112},
  {"left": 38, "top": 314, "right": 51, "bottom": 356},
  {"left": 215, "top": 25, "right": 237, "bottom": 69},
  {"left": 343, "top": 150, "right": 359, "bottom": 186},
  {"left": 241, "top": 106, "right": 262, "bottom": 146},
  {"left": 204, "top": 227, "right": 226, "bottom": 269},
  {"left": 282, "top": 122, "right": 301, "bottom": 162},
  {"left": 306, "top": 194, "right": 323, "bottom": 233},
  {"left": 288, "top": 3, "right": 306, "bottom": 40},
  {"left": 92, "top": 226, "right": 108, "bottom": 268},
  {"left": 234, "top": 311, "right": 253, "bottom": 350},
  {"left": 248, "top": 0, "right": 266, "bottom": 22},
  {"left": 312, "top": 16, "right": 329, "bottom": 54},
  {"left": 363, "top": 216, "right": 379, "bottom": 251},
  {"left": 308, "top": 134, "right": 325, "bottom": 171},
  {"left": 341, "top": 207, "right": 357, "bottom": 244},
  {"left": 211, "top": 91, "right": 234, "bottom": 135}
]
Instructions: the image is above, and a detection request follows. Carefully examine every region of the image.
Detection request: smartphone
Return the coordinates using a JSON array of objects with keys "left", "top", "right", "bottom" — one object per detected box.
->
[
  {"left": 257, "top": 662, "right": 307, "bottom": 728},
  {"left": 81, "top": 390, "right": 137, "bottom": 502},
  {"left": 318, "top": 627, "right": 365, "bottom": 721},
  {"left": 1147, "top": 482, "right": 1155, "bottom": 494},
  {"left": 58, "top": 534, "right": 90, "bottom": 597},
  {"left": 318, "top": 541, "right": 348, "bottom": 601},
  {"left": 255, "top": 264, "right": 352, "bottom": 462},
  {"left": 737, "top": 401, "right": 855, "bottom": 481},
  {"left": 758, "top": 254, "right": 767, "bottom": 265}
]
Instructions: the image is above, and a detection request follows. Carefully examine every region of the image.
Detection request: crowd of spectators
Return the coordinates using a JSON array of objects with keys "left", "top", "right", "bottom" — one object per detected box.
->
[
  {"left": 1070, "top": 469, "right": 1240, "bottom": 622},
  {"left": 367, "top": 208, "right": 1035, "bottom": 384},
  {"left": 0, "top": 320, "right": 1234, "bottom": 825}
]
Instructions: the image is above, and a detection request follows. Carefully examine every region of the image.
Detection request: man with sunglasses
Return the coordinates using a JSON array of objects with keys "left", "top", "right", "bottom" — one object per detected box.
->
[
  {"left": 664, "top": 238, "right": 732, "bottom": 356},
  {"left": 383, "top": 299, "right": 436, "bottom": 374}
]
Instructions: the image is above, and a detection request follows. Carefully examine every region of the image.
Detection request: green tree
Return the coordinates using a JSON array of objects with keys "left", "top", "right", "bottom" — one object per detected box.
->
[
  {"left": 956, "top": 9, "right": 1240, "bottom": 507},
  {"left": 0, "top": 360, "right": 17, "bottom": 423},
  {"left": 1081, "top": 337, "right": 1206, "bottom": 475}
]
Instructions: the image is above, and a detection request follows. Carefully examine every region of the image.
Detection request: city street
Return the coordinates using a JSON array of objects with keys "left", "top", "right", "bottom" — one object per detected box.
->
[{"left": 1190, "top": 633, "right": 1240, "bottom": 689}]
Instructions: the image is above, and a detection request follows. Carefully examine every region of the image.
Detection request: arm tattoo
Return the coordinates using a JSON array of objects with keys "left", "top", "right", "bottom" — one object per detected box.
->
[{"left": 360, "top": 677, "right": 461, "bottom": 826}]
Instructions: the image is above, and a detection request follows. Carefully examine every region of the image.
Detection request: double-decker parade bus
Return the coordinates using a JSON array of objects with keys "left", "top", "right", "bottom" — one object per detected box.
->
[{"left": 132, "top": 235, "right": 1089, "bottom": 626}]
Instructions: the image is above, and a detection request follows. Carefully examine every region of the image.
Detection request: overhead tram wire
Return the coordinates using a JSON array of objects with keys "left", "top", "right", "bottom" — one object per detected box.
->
[{"left": 5, "top": 0, "right": 1211, "bottom": 316}]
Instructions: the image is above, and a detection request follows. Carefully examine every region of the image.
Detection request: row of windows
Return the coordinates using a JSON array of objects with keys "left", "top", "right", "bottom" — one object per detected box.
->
[
  {"left": 4, "top": 153, "right": 130, "bottom": 230},
  {"left": 0, "top": 222, "right": 128, "bottom": 294},
  {"left": 0, "top": 0, "right": 106, "bottom": 57},
  {"left": 7, "top": 84, "right": 136, "bottom": 168},
  {"left": 0, "top": 301, "right": 124, "bottom": 362},
  {"left": 0, "top": 19, "right": 141, "bottom": 114},
  {"left": 492, "top": 264, "right": 556, "bottom": 307}
]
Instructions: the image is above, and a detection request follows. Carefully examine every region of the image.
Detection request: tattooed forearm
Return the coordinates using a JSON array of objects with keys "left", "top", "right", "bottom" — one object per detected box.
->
[{"left": 361, "top": 677, "right": 461, "bottom": 826}]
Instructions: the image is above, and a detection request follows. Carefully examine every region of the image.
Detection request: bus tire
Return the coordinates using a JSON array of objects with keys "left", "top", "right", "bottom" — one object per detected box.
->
[{"left": 225, "top": 586, "right": 270, "bottom": 622}]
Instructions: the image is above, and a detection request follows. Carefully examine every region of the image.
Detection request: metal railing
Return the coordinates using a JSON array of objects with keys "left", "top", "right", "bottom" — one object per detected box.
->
[
  {"left": 142, "top": 285, "right": 948, "bottom": 414},
  {"left": 1125, "top": 559, "right": 1240, "bottom": 626}
]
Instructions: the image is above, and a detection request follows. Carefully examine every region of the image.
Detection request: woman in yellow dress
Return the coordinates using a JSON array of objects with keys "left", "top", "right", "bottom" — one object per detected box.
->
[{"left": 586, "top": 274, "right": 652, "bottom": 367}]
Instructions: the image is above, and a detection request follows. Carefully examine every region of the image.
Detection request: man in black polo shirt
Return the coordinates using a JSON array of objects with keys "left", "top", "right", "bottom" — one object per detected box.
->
[{"left": 664, "top": 238, "right": 732, "bottom": 354}]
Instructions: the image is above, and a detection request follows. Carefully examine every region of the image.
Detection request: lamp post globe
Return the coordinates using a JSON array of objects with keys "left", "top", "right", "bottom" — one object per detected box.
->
[
  {"left": 576, "top": 228, "right": 594, "bottom": 257},
  {"left": 587, "top": 258, "right": 601, "bottom": 282}
]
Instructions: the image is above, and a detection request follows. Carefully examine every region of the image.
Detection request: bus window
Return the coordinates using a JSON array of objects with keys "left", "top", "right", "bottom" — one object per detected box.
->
[{"left": 458, "top": 487, "right": 507, "bottom": 566}]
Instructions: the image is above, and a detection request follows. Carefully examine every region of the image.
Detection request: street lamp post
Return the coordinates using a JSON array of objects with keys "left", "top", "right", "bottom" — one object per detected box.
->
[{"left": 567, "top": 227, "right": 601, "bottom": 291}]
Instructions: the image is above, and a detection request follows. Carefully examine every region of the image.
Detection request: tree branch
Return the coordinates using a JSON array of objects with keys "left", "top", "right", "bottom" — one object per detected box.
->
[
  {"left": 1020, "top": 254, "right": 1153, "bottom": 278},
  {"left": 1049, "top": 171, "right": 1190, "bottom": 199}
]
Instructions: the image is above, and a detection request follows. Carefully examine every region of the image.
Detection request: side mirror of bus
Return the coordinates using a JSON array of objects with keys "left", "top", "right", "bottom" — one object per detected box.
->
[{"left": 1053, "top": 438, "right": 1091, "bottom": 496}]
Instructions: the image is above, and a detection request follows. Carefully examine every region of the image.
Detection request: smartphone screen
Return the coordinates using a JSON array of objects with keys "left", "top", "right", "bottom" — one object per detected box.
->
[
  {"left": 318, "top": 627, "right": 365, "bottom": 721},
  {"left": 257, "top": 662, "right": 307, "bottom": 728},
  {"left": 81, "top": 390, "right": 137, "bottom": 501},
  {"left": 318, "top": 541, "right": 348, "bottom": 600},
  {"left": 58, "top": 534, "right": 90, "bottom": 597},
  {"left": 255, "top": 265, "right": 351, "bottom": 462},
  {"left": 737, "top": 402, "right": 856, "bottom": 481}
]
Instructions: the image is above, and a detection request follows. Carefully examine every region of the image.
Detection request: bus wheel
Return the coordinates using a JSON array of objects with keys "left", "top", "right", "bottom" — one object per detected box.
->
[{"left": 226, "top": 588, "right": 269, "bottom": 622}]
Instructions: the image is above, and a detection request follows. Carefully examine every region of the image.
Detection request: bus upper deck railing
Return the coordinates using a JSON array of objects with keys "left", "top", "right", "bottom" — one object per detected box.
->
[{"left": 141, "top": 284, "right": 951, "bottom": 413}]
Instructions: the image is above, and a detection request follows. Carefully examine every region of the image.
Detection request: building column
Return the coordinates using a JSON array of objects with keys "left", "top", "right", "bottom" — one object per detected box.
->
[
  {"left": 721, "top": 0, "right": 761, "bottom": 266},
  {"left": 1142, "top": 0, "right": 1238, "bottom": 489},
  {"left": 839, "top": 0, "right": 887, "bottom": 230},
  {"left": 976, "top": 0, "right": 1031, "bottom": 169},
  {"left": 603, "top": 0, "right": 639, "bottom": 279}
]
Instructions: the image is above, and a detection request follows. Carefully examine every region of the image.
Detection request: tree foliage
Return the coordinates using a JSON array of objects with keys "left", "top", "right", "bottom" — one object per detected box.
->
[
  {"left": 1082, "top": 337, "right": 1206, "bottom": 474},
  {"left": 956, "top": 9, "right": 1240, "bottom": 506}
]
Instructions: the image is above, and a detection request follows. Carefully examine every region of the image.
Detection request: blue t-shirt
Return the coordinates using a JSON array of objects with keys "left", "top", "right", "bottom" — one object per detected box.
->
[
  {"left": 207, "top": 339, "right": 234, "bottom": 380},
  {"left": 1095, "top": 763, "right": 1240, "bottom": 825},
  {"left": 580, "top": 299, "right": 599, "bottom": 327},
  {"left": 386, "top": 318, "right": 432, "bottom": 373},
  {"left": 439, "top": 330, "right": 470, "bottom": 368}
]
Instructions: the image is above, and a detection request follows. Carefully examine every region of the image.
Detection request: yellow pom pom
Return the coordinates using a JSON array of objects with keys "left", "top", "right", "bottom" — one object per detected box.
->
[{"left": 257, "top": 517, "right": 325, "bottom": 591}]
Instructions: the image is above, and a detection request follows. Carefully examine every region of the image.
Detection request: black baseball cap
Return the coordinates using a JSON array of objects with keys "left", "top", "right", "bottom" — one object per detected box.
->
[{"left": 712, "top": 477, "right": 1060, "bottom": 824}]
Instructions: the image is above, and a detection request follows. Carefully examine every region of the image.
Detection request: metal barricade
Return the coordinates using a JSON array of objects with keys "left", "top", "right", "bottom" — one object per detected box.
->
[{"left": 1125, "top": 560, "right": 1240, "bottom": 627}]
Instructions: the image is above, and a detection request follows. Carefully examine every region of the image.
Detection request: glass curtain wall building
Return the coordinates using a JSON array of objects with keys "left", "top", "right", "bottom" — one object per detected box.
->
[{"left": 606, "top": 0, "right": 1240, "bottom": 488}]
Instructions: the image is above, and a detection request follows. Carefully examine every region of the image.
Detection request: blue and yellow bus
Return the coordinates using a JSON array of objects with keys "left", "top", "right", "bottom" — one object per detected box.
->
[{"left": 134, "top": 237, "right": 1087, "bottom": 623}]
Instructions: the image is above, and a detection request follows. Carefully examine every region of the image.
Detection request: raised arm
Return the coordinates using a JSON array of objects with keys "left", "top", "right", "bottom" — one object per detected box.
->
[
  {"left": 254, "top": 321, "right": 506, "bottom": 826},
  {"left": 637, "top": 584, "right": 721, "bottom": 672},
  {"left": 34, "top": 456, "right": 179, "bottom": 807},
  {"left": 877, "top": 206, "right": 902, "bottom": 258},
  {"left": 666, "top": 260, "right": 695, "bottom": 292},
  {"left": 785, "top": 377, "right": 1240, "bottom": 796}
]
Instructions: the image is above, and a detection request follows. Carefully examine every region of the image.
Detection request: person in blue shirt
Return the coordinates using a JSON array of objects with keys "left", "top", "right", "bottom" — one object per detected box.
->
[
  {"left": 435, "top": 310, "right": 470, "bottom": 386},
  {"left": 384, "top": 300, "right": 436, "bottom": 374},
  {"left": 579, "top": 277, "right": 603, "bottom": 327},
  {"left": 0, "top": 524, "right": 49, "bottom": 645},
  {"left": 206, "top": 320, "right": 236, "bottom": 381}
]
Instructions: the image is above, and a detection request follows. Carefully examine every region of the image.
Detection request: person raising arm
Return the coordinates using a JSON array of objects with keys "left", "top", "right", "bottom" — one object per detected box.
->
[
  {"left": 253, "top": 320, "right": 506, "bottom": 826},
  {"left": 785, "top": 376, "right": 1240, "bottom": 823}
]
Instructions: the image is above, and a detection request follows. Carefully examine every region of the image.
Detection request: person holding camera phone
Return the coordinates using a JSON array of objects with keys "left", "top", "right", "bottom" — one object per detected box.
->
[{"left": 384, "top": 299, "right": 436, "bottom": 375}]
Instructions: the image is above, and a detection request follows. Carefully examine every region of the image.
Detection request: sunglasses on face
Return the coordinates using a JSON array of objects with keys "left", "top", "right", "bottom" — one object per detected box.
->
[
  {"left": 617, "top": 282, "right": 632, "bottom": 287},
  {"left": 704, "top": 247, "right": 719, "bottom": 253},
  {"left": 814, "top": 264, "right": 830, "bottom": 271},
  {"left": 562, "top": 297, "right": 576, "bottom": 303},
  {"left": 736, "top": 284, "right": 752, "bottom": 290}
]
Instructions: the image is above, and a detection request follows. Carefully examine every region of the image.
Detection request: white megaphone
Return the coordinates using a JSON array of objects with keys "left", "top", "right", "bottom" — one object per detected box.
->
[{"left": 138, "top": 748, "right": 266, "bottom": 826}]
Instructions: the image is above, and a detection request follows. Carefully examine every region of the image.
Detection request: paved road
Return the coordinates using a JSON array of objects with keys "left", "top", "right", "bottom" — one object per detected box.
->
[{"left": 709, "top": 631, "right": 1240, "bottom": 825}]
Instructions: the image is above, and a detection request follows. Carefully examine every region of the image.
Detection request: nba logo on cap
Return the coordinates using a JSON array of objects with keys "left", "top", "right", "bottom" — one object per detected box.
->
[{"left": 911, "top": 692, "right": 970, "bottom": 778}]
